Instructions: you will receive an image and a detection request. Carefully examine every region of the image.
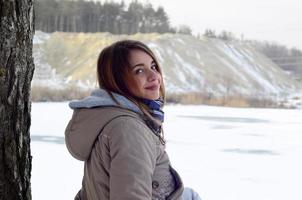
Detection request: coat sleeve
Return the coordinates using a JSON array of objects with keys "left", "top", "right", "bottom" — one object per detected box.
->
[{"left": 107, "top": 117, "right": 157, "bottom": 200}]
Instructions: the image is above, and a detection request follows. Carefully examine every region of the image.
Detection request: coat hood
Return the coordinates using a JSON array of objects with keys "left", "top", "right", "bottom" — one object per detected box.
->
[
  {"left": 69, "top": 89, "right": 142, "bottom": 113},
  {"left": 65, "top": 89, "right": 143, "bottom": 161}
]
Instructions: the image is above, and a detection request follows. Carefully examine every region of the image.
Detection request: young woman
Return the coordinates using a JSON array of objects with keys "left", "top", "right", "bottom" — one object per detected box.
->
[{"left": 65, "top": 40, "right": 201, "bottom": 200}]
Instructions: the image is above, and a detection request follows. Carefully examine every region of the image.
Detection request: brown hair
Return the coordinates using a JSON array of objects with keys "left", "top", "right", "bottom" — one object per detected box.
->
[{"left": 97, "top": 40, "right": 166, "bottom": 143}]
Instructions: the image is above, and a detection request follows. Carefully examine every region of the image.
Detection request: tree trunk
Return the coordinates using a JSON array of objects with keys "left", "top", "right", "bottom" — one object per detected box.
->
[{"left": 0, "top": 0, "right": 34, "bottom": 199}]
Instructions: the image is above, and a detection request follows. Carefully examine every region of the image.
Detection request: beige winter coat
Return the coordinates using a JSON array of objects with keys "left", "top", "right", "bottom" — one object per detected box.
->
[{"left": 65, "top": 106, "right": 184, "bottom": 200}]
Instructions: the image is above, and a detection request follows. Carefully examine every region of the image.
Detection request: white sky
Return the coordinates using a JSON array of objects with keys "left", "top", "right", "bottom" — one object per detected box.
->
[{"left": 111, "top": 0, "right": 302, "bottom": 50}]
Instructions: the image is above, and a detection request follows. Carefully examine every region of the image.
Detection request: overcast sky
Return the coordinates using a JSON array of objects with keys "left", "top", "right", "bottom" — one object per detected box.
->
[{"left": 111, "top": 0, "right": 302, "bottom": 50}]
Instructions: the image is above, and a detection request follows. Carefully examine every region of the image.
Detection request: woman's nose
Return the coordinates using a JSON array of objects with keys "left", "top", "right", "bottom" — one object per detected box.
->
[{"left": 147, "top": 69, "right": 159, "bottom": 82}]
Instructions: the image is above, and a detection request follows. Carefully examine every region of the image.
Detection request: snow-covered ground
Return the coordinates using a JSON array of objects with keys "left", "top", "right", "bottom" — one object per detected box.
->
[{"left": 30, "top": 103, "right": 302, "bottom": 200}]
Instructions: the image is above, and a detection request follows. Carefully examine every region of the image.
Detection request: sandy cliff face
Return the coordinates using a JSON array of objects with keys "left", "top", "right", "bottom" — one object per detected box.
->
[{"left": 33, "top": 31, "right": 301, "bottom": 98}]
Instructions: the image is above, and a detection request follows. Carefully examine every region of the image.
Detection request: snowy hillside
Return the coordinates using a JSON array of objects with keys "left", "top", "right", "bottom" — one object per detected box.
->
[{"left": 32, "top": 31, "right": 301, "bottom": 98}]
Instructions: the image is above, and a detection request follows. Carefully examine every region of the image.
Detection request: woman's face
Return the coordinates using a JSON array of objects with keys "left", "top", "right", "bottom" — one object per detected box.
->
[{"left": 126, "top": 49, "right": 162, "bottom": 100}]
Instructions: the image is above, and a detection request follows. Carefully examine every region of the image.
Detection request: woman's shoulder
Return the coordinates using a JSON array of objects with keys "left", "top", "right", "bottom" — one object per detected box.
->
[
  {"left": 98, "top": 106, "right": 147, "bottom": 127},
  {"left": 84, "top": 106, "right": 160, "bottom": 146},
  {"left": 102, "top": 110, "right": 153, "bottom": 138}
]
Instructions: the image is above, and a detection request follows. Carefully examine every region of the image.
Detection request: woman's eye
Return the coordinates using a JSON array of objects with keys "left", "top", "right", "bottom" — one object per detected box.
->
[
  {"left": 151, "top": 65, "right": 157, "bottom": 71},
  {"left": 135, "top": 69, "right": 143, "bottom": 74}
]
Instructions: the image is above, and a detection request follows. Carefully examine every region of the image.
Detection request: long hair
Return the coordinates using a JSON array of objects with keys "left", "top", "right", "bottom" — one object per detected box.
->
[{"left": 97, "top": 40, "right": 166, "bottom": 143}]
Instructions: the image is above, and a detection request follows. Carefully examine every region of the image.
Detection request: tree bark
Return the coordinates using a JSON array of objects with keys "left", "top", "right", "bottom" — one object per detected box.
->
[{"left": 0, "top": 0, "right": 34, "bottom": 199}]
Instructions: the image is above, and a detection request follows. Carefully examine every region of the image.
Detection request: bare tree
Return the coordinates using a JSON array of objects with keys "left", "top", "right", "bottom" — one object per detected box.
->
[
  {"left": 203, "top": 29, "right": 216, "bottom": 38},
  {"left": 0, "top": 0, "right": 34, "bottom": 199}
]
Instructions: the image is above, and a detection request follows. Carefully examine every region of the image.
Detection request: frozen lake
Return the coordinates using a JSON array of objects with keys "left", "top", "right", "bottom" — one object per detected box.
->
[{"left": 30, "top": 102, "right": 302, "bottom": 200}]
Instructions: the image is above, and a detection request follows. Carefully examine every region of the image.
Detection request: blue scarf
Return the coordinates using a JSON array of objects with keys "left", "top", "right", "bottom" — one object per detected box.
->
[{"left": 142, "top": 99, "right": 164, "bottom": 122}]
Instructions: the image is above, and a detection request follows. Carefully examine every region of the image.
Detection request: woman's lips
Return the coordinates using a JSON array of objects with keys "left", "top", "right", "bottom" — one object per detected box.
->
[{"left": 145, "top": 84, "right": 159, "bottom": 90}]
